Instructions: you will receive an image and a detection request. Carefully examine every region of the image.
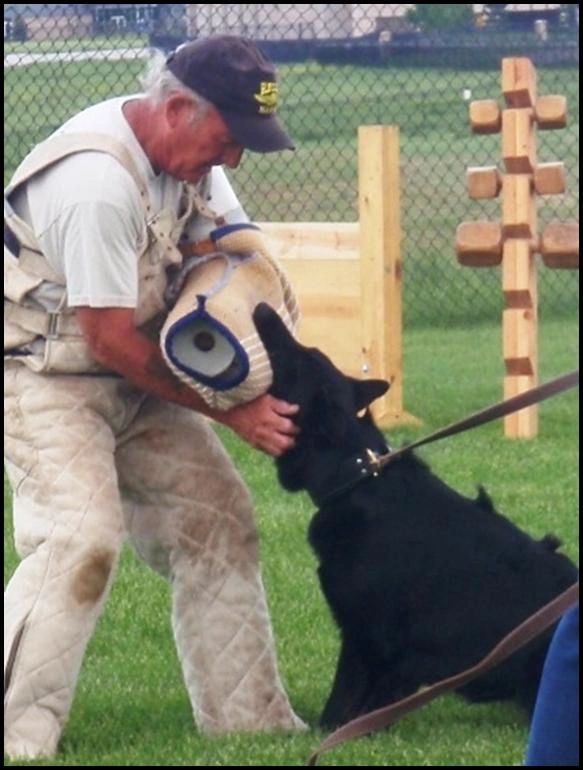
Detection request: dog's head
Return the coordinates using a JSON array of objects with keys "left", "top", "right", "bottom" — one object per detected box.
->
[{"left": 253, "top": 302, "right": 389, "bottom": 492}]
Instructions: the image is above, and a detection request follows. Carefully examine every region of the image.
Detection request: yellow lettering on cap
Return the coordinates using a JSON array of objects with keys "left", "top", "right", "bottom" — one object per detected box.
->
[{"left": 254, "top": 82, "right": 279, "bottom": 114}]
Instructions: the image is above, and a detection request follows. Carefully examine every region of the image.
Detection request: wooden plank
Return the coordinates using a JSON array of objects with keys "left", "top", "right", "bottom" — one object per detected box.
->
[
  {"left": 534, "top": 162, "right": 566, "bottom": 196},
  {"left": 456, "top": 221, "right": 503, "bottom": 266},
  {"left": 535, "top": 94, "right": 567, "bottom": 130},
  {"left": 502, "top": 238, "right": 538, "bottom": 439},
  {"left": 502, "top": 239, "right": 536, "bottom": 308},
  {"left": 259, "top": 219, "right": 365, "bottom": 378},
  {"left": 504, "top": 374, "right": 538, "bottom": 439},
  {"left": 295, "top": 295, "right": 362, "bottom": 318},
  {"left": 503, "top": 308, "right": 536, "bottom": 376},
  {"left": 296, "top": 316, "right": 365, "bottom": 377},
  {"left": 502, "top": 174, "right": 536, "bottom": 239},
  {"left": 276, "top": 258, "right": 360, "bottom": 297},
  {"left": 540, "top": 222, "right": 580, "bottom": 269},
  {"left": 469, "top": 99, "right": 502, "bottom": 134},
  {"left": 502, "top": 108, "right": 537, "bottom": 174},
  {"left": 358, "top": 125, "right": 413, "bottom": 425},
  {"left": 467, "top": 166, "right": 502, "bottom": 199},
  {"left": 502, "top": 57, "right": 537, "bottom": 108},
  {"left": 259, "top": 221, "right": 359, "bottom": 260}
]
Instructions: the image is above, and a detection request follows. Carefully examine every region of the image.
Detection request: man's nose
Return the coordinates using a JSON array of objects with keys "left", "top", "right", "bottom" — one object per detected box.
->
[{"left": 223, "top": 145, "right": 244, "bottom": 169}]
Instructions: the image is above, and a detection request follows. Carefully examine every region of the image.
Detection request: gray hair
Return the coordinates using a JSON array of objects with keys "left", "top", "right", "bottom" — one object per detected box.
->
[{"left": 140, "top": 49, "right": 211, "bottom": 120}]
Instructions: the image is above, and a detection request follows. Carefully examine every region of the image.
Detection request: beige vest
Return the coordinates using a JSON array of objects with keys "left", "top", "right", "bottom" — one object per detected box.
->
[{"left": 4, "top": 131, "right": 200, "bottom": 374}]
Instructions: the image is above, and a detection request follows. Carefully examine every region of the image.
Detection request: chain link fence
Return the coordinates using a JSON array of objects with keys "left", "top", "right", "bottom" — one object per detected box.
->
[{"left": 4, "top": 4, "right": 579, "bottom": 326}]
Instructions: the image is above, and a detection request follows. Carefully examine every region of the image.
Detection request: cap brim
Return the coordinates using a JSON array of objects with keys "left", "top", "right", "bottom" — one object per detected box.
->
[{"left": 220, "top": 110, "right": 295, "bottom": 153}]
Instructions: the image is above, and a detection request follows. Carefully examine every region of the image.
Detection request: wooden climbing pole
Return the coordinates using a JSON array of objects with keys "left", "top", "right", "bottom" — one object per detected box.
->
[{"left": 456, "top": 57, "right": 579, "bottom": 438}]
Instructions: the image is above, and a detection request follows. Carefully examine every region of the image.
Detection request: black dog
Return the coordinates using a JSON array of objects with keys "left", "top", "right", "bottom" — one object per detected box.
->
[{"left": 253, "top": 302, "right": 578, "bottom": 729}]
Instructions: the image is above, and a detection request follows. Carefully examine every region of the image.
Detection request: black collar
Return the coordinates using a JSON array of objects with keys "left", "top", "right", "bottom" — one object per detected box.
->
[{"left": 309, "top": 447, "right": 391, "bottom": 508}]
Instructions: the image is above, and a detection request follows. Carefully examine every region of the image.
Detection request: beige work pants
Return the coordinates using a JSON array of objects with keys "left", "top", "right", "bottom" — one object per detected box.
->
[{"left": 4, "top": 363, "right": 303, "bottom": 759}]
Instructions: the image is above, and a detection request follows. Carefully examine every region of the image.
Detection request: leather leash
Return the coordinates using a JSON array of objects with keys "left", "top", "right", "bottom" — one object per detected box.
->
[
  {"left": 307, "top": 370, "right": 579, "bottom": 764},
  {"left": 312, "top": 370, "right": 579, "bottom": 507},
  {"left": 307, "top": 581, "right": 579, "bottom": 766},
  {"left": 372, "top": 369, "right": 579, "bottom": 470}
]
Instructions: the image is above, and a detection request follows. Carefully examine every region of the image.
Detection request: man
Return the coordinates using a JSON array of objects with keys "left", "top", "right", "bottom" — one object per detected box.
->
[{"left": 4, "top": 35, "right": 305, "bottom": 760}]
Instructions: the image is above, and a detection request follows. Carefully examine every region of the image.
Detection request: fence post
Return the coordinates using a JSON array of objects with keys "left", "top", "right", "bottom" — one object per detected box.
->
[{"left": 358, "top": 125, "right": 418, "bottom": 427}]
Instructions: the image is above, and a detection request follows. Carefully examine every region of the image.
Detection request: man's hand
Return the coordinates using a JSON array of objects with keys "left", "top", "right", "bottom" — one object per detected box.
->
[{"left": 219, "top": 394, "right": 300, "bottom": 457}]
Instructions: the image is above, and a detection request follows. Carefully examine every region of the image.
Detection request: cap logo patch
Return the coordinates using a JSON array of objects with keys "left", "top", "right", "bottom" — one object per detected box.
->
[{"left": 254, "top": 82, "right": 279, "bottom": 114}]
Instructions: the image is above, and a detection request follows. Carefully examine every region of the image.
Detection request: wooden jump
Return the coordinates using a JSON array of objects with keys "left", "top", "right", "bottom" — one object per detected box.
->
[{"left": 261, "top": 125, "right": 419, "bottom": 428}]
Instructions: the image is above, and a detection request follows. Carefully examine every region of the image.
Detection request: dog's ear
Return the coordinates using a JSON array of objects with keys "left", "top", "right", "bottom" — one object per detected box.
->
[
  {"left": 253, "top": 302, "right": 293, "bottom": 355},
  {"left": 352, "top": 379, "right": 390, "bottom": 411}
]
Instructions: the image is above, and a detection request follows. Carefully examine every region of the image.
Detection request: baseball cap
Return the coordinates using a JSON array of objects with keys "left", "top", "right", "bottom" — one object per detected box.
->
[{"left": 166, "top": 35, "right": 295, "bottom": 154}]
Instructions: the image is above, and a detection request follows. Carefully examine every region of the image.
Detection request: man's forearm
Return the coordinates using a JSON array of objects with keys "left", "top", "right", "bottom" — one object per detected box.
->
[
  {"left": 76, "top": 307, "right": 219, "bottom": 419},
  {"left": 75, "top": 306, "right": 298, "bottom": 455},
  {"left": 120, "top": 333, "right": 219, "bottom": 416}
]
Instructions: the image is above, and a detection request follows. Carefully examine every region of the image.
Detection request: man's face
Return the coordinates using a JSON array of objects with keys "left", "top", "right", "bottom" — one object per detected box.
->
[{"left": 162, "top": 96, "right": 244, "bottom": 184}]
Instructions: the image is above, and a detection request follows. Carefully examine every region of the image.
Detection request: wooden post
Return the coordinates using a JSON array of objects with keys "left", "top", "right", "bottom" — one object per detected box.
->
[
  {"left": 358, "top": 125, "right": 419, "bottom": 427},
  {"left": 456, "top": 57, "right": 579, "bottom": 439}
]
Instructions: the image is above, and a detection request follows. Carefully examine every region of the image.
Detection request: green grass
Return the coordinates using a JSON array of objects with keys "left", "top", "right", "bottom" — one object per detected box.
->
[{"left": 4, "top": 317, "right": 578, "bottom": 766}]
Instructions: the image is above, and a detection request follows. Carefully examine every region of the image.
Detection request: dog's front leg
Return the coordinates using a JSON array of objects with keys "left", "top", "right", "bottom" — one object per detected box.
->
[{"left": 319, "top": 634, "right": 376, "bottom": 729}]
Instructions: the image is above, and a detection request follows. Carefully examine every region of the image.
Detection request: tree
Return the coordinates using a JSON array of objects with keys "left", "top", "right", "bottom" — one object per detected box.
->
[{"left": 407, "top": 5, "right": 475, "bottom": 31}]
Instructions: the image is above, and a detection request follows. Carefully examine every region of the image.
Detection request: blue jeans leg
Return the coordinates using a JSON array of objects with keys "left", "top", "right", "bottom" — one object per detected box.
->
[{"left": 525, "top": 603, "right": 579, "bottom": 766}]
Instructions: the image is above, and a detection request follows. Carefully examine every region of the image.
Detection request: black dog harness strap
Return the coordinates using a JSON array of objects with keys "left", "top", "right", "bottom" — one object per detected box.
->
[{"left": 307, "top": 581, "right": 580, "bottom": 766}]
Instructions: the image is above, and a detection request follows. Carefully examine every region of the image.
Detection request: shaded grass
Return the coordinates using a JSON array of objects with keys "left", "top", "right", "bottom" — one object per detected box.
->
[{"left": 4, "top": 316, "right": 578, "bottom": 766}]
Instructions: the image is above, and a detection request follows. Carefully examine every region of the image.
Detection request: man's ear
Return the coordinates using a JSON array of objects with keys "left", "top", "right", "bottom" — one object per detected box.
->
[
  {"left": 352, "top": 378, "right": 390, "bottom": 411},
  {"left": 165, "top": 92, "right": 196, "bottom": 128}
]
